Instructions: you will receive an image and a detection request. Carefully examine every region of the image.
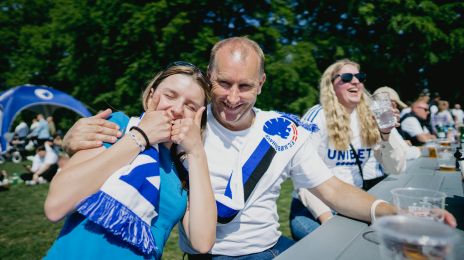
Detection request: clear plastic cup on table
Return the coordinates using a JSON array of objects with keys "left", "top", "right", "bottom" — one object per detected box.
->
[
  {"left": 373, "top": 215, "right": 460, "bottom": 260},
  {"left": 391, "top": 187, "right": 446, "bottom": 222},
  {"left": 437, "top": 145, "right": 455, "bottom": 171},
  {"left": 371, "top": 92, "right": 396, "bottom": 130},
  {"left": 424, "top": 140, "right": 438, "bottom": 158}
]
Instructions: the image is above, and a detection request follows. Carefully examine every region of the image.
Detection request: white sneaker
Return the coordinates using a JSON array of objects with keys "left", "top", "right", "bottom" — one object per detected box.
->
[{"left": 37, "top": 177, "right": 47, "bottom": 184}]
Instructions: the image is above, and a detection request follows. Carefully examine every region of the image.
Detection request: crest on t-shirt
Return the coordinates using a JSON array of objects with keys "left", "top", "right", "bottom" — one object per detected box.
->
[{"left": 263, "top": 117, "right": 298, "bottom": 152}]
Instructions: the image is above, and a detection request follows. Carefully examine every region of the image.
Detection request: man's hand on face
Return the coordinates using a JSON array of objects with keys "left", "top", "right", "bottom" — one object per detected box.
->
[{"left": 62, "top": 109, "right": 122, "bottom": 156}]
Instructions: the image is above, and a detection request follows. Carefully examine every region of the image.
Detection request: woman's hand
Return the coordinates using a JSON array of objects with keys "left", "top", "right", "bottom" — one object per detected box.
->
[
  {"left": 171, "top": 107, "right": 205, "bottom": 155},
  {"left": 137, "top": 93, "right": 173, "bottom": 145},
  {"left": 378, "top": 107, "right": 400, "bottom": 141}
]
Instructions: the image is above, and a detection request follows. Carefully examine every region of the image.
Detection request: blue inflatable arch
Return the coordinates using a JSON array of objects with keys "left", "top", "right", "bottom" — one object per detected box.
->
[{"left": 0, "top": 84, "right": 92, "bottom": 151}]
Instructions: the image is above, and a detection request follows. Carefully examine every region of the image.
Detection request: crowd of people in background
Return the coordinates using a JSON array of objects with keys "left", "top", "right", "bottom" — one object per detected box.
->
[
  {"left": 0, "top": 113, "right": 67, "bottom": 190},
  {"left": 398, "top": 90, "right": 463, "bottom": 147}
]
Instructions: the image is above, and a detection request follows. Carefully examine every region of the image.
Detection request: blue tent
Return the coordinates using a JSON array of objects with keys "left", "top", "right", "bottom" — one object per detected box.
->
[{"left": 0, "top": 84, "right": 92, "bottom": 151}]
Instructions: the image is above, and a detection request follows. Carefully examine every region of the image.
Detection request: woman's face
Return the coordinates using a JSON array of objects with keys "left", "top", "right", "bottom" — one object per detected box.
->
[
  {"left": 333, "top": 64, "right": 364, "bottom": 111},
  {"left": 152, "top": 74, "right": 206, "bottom": 120}
]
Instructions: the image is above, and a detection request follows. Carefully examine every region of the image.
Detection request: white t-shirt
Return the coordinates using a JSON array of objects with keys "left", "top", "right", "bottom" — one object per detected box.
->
[
  {"left": 401, "top": 116, "right": 429, "bottom": 137},
  {"left": 302, "top": 105, "right": 371, "bottom": 187},
  {"left": 31, "top": 144, "right": 58, "bottom": 172},
  {"left": 178, "top": 106, "right": 332, "bottom": 256},
  {"left": 451, "top": 109, "right": 464, "bottom": 125}
]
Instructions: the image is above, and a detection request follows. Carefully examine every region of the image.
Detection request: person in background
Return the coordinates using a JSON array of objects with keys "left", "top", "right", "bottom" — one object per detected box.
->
[
  {"left": 47, "top": 116, "right": 56, "bottom": 137},
  {"left": 20, "top": 140, "right": 58, "bottom": 185},
  {"left": 290, "top": 61, "right": 406, "bottom": 241},
  {"left": 14, "top": 121, "right": 29, "bottom": 139},
  {"left": 451, "top": 103, "right": 464, "bottom": 126},
  {"left": 429, "top": 92, "right": 440, "bottom": 134},
  {"left": 400, "top": 100, "right": 436, "bottom": 146},
  {"left": 44, "top": 62, "right": 216, "bottom": 259},
  {"left": 52, "top": 135, "right": 64, "bottom": 155},
  {"left": 29, "top": 114, "right": 50, "bottom": 146},
  {"left": 433, "top": 100, "right": 455, "bottom": 140}
]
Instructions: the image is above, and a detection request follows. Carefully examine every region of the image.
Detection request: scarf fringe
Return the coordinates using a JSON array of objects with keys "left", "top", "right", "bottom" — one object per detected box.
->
[{"left": 77, "top": 191, "right": 157, "bottom": 255}]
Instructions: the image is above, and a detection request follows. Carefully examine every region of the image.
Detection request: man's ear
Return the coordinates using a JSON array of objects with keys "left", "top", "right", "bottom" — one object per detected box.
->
[{"left": 257, "top": 73, "right": 266, "bottom": 95}]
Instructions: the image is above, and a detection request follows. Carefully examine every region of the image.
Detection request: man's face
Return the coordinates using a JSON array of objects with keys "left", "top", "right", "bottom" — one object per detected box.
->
[
  {"left": 412, "top": 102, "right": 430, "bottom": 120},
  {"left": 37, "top": 150, "right": 46, "bottom": 158},
  {"left": 209, "top": 47, "right": 265, "bottom": 131}
]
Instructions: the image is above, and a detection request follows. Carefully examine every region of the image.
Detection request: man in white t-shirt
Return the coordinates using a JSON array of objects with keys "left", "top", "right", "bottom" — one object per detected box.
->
[
  {"left": 20, "top": 141, "right": 58, "bottom": 184},
  {"left": 61, "top": 37, "right": 456, "bottom": 259},
  {"left": 400, "top": 101, "right": 436, "bottom": 146},
  {"left": 451, "top": 104, "right": 464, "bottom": 126}
]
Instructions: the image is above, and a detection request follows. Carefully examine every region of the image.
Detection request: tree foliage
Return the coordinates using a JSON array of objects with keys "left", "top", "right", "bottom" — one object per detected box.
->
[{"left": 1, "top": 0, "right": 463, "bottom": 119}]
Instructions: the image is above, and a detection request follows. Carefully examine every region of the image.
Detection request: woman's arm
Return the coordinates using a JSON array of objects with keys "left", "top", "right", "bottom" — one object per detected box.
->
[
  {"left": 374, "top": 129, "right": 407, "bottom": 175},
  {"left": 45, "top": 105, "right": 173, "bottom": 222},
  {"left": 44, "top": 134, "right": 142, "bottom": 222},
  {"left": 173, "top": 107, "right": 216, "bottom": 253}
]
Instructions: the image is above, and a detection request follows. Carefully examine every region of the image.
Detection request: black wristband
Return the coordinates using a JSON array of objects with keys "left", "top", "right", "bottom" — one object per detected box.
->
[
  {"left": 130, "top": 126, "right": 150, "bottom": 149},
  {"left": 379, "top": 130, "right": 391, "bottom": 135}
]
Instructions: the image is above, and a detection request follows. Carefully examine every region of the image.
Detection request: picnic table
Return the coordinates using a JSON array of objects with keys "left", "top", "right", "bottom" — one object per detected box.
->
[{"left": 276, "top": 154, "right": 464, "bottom": 260}]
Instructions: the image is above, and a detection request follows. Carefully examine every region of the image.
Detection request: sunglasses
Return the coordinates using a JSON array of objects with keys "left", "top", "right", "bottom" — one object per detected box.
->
[
  {"left": 332, "top": 72, "right": 367, "bottom": 83},
  {"left": 417, "top": 107, "right": 429, "bottom": 112}
]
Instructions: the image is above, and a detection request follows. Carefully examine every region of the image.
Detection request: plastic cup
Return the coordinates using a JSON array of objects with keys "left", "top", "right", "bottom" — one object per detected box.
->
[
  {"left": 437, "top": 146, "right": 455, "bottom": 171},
  {"left": 373, "top": 215, "right": 460, "bottom": 260},
  {"left": 391, "top": 187, "right": 446, "bottom": 222},
  {"left": 371, "top": 92, "right": 396, "bottom": 130},
  {"left": 424, "top": 141, "right": 438, "bottom": 158}
]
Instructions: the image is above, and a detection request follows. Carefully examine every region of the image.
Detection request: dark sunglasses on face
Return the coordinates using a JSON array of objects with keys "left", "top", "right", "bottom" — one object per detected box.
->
[
  {"left": 417, "top": 107, "right": 429, "bottom": 112},
  {"left": 332, "top": 72, "right": 367, "bottom": 83}
]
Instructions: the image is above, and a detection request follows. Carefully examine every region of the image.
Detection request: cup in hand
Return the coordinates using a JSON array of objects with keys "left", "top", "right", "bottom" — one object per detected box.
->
[
  {"left": 371, "top": 92, "right": 396, "bottom": 130},
  {"left": 391, "top": 187, "right": 446, "bottom": 222}
]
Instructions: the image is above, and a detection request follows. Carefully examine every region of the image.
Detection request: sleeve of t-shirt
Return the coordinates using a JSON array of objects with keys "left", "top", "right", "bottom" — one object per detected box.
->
[
  {"left": 300, "top": 104, "right": 325, "bottom": 149},
  {"left": 30, "top": 156, "right": 40, "bottom": 172},
  {"left": 289, "top": 138, "right": 333, "bottom": 189},
  {"left": 401, "top": 117, "right": 424, "bottom": 137},
  {"left": 102, "top": 112, "right": 130, "bottom": 149}
]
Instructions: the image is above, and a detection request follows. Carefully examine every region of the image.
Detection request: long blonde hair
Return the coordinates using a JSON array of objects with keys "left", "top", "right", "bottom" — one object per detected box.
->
[{"left": 319, "top": 59, "right": 380, "bottom": 150}]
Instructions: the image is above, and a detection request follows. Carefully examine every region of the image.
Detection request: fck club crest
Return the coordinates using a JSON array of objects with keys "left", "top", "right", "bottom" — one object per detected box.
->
[{"left": 263, "top": 117, "right": 298, "bottom": 152}]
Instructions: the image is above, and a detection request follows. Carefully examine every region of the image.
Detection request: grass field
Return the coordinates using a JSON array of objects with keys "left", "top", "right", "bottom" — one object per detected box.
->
[{"left": 0, "top": 161, "right": 293, "bottom": 259}]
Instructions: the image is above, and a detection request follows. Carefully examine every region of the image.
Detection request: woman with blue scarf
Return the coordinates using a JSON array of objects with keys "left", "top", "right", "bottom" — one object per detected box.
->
[{"left": 44, "top": 62, "right": 216, "bottom": 259}]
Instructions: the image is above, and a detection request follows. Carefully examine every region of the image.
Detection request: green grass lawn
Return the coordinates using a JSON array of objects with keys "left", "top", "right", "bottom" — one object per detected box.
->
[{"left": 0, "top": 161, "right": 293, "bottom": 259}]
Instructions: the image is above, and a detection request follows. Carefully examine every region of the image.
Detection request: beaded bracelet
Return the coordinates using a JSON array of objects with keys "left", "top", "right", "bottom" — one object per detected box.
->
[
  {"left": 130, "top": 126, "right": 150, "bottom": 150},
  {"left": 127, "top": 131, "right": 145, "bottom": 152}
]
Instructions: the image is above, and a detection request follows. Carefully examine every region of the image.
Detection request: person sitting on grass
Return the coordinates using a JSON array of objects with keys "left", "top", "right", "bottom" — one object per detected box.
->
[{"left": 20, "top": 141, "right": 58, "bottom": 185}]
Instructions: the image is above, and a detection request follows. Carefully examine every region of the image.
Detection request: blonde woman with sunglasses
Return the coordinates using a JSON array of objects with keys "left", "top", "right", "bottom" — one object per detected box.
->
[{"left": 289, "top": 59, "right": 406, "bottom": 241}]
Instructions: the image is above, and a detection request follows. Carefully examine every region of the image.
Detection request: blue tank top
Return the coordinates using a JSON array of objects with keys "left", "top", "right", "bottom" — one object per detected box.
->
[{"left": 45, "top": 112, "right": 188, "bottom": 259}]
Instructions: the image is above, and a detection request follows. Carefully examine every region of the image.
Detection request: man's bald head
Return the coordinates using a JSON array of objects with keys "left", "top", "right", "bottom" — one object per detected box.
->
[{"left": 208, "top": 37, "right": 265, "bottom": 77}]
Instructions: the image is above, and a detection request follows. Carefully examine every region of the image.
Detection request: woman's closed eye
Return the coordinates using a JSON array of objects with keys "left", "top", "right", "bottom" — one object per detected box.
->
[{"left": 164, "top": 92, "right": 175, "bottom": 99}]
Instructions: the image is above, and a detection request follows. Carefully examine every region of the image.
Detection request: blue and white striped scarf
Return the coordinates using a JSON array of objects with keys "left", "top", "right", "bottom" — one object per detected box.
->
[{"left": 76, "top": 117, "right": 160, "bottom": 255}]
